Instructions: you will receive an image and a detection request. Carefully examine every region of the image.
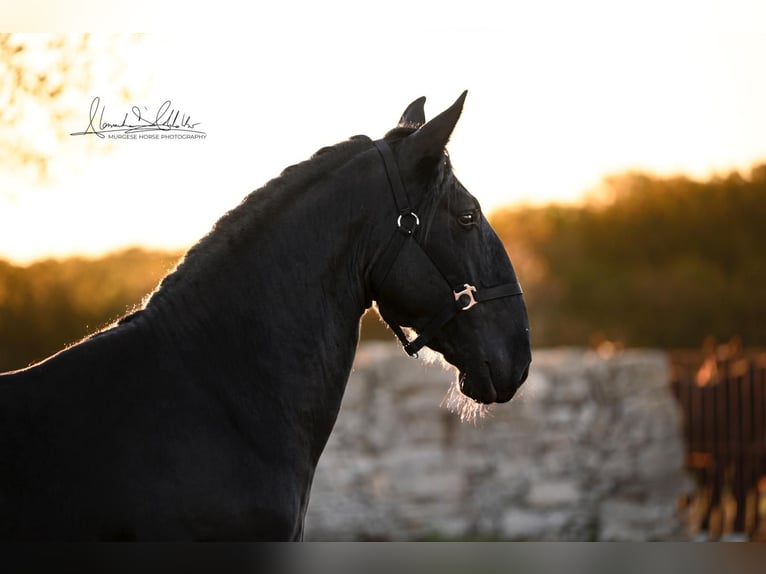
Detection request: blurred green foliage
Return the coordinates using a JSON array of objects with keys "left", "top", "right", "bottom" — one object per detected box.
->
[
  {"left": 0, "top": 248, "right": 181, "bottom": 372},
  {"left": 490, "top": 165, "right": 766, "bottom": 348},
  {"left": 2, "top": 164, "right": 765, "bottom": 372}
]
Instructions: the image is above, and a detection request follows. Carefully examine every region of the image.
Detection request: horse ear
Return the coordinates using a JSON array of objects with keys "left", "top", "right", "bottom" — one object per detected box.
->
[
  {"left": 398, "top": 96, "right": 426, "bottom": 129},
  {"left": 401, "top": 91, "right": 467, "bottom": 174}
]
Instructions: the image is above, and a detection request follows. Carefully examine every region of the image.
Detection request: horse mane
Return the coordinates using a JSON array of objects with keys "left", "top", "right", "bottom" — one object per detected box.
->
[
  {"left": 147, "top": 135, "right": 374, "bottom": 302},
  {"left": 146, "top": 127, "right": 458, "bottom": 307}
]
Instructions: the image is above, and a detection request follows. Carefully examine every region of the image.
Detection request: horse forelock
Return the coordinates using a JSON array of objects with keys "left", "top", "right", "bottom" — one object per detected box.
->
[
  {"left": 383, "top": 126, "right": 418, "bottom": 140},
  {"left": 417, "top": 156, "right": 458, "bottom": 242}
]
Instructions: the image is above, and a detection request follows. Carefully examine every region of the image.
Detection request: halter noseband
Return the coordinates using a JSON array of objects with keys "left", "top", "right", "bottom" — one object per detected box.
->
[{"left": 371, "top": 139, "right": 524, "bottom": 357}]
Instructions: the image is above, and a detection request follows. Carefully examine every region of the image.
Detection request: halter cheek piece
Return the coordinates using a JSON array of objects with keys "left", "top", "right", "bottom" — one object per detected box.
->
[{"left": 371, "top": 139, "right": 524, "bottom": 357}]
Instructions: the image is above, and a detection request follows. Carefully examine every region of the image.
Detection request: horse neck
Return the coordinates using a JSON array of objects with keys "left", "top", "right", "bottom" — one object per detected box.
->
[{"left": 142, "top": 148, "right": 383, "bottom": 455}]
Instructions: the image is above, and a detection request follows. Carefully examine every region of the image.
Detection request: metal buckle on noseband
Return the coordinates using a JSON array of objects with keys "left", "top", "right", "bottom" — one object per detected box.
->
[{"left": 454, "top": 284, "right": 478, "bottom": 311}]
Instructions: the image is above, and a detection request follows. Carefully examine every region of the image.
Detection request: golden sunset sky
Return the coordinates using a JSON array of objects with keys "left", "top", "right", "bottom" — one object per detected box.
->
[{"left": 2, "top": 0, "right": 766, "bottom": 263}]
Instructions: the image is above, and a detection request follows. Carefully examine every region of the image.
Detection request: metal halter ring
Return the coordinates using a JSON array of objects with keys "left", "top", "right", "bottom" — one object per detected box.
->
[{"left": 396, "top": 212, "right": 420, "bottom": 235}]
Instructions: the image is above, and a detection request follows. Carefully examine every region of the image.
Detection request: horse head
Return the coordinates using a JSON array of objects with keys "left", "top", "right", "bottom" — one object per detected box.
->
[{"left": 370, "top": 92, "right": 532, "bottom": 413}]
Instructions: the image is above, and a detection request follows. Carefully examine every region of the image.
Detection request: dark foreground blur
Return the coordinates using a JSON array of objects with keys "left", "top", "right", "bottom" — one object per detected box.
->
[{"left": 8, "top": 543, "right": 766, "bottom": 574}]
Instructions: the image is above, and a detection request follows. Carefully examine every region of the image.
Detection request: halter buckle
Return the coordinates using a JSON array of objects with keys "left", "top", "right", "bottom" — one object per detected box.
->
[{"left": 454, "top": 284, "right": 478, "bottom": 311}]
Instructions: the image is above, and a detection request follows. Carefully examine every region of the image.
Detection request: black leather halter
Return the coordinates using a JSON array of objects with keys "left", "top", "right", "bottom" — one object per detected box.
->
[{"left": 371, "top": 139, "right": 524, "bottom": 357}]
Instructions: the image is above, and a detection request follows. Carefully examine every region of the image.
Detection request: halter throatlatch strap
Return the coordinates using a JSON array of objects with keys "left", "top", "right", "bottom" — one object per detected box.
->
[{"left": 371, "top": 139, "right": 524, "bottom": 357}]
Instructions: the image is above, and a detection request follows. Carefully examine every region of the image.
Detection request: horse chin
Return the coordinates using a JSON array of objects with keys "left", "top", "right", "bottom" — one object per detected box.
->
[
  {"left": 456, "top": 364, "right": 524, "bottom": 406},
  {"left": 430, "top": 347, "right": 520, "bottom": 419},
  {"left": 470, "top": 359, "right": 530, "bottom": 405},
  {"left": 441, "top": 372, "right": 494, "bottom": 423},
  {"left": 460, "top": 369, "right": 498, "bottom": 404}
]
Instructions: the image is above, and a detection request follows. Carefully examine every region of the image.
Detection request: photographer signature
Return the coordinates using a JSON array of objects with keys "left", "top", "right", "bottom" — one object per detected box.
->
[{"left": 70, "top": 97, "right": 206, "bottom": 138}]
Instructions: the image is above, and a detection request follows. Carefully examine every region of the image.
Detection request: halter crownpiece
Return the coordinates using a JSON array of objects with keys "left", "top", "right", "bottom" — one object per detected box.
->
[{"left": 371, "top": 139, "right": 524, "bottom": 358}]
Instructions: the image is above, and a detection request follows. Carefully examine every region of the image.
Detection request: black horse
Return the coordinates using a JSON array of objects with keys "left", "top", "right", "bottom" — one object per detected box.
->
[{"left": 0, "top": 93, "right": 531, "bottom": 540}]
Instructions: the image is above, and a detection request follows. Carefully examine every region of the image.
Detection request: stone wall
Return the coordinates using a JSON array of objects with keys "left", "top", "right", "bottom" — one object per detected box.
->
[{"left": 304, "top": 343, "right": 692, "bottom": 541}]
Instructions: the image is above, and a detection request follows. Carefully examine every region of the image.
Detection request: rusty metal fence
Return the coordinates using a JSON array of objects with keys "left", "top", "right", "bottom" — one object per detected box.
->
[{"left": 670, "top": 343, "right": 766, "bottom": 540}]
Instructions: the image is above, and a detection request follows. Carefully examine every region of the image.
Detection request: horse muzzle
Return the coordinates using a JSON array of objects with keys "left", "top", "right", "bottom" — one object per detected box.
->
[{"left": 459, "top": 354, "right": 530, "bottom": 405}]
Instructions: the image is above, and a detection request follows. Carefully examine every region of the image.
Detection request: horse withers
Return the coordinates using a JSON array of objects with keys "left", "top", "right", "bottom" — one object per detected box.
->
[{"left": 0, "top": 93, "right": 531, "bottom": 540}]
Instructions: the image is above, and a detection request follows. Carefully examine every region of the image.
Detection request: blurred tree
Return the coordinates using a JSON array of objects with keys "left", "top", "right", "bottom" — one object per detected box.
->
[
  {"left": 0, "top": 33, "right": 146, "bottom": 185},
  {"left": 490, "top": 164, "right": 766, "bottom": 349},
  {"left": 2, "top": 162, "right": 765, "bottom": 372},
  {"left": 0, "top": 248, "right": 181, "bottom": 372}
]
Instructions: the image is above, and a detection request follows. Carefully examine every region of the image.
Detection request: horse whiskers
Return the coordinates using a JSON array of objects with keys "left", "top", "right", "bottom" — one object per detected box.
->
[
  {"left": 440, "top": 373, "right": 492, "bottom": 425},
  {"left": 417, "top": 348, "right": 492, "bottom": 423},
  {"left": 418, "top": 346, "right": 448, "bottom": 368}
]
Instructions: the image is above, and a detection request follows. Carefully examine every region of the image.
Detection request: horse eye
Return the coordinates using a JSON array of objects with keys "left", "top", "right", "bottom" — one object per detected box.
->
[{"left": 458, "top": 210, "right": 478, "bottom": 228}]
